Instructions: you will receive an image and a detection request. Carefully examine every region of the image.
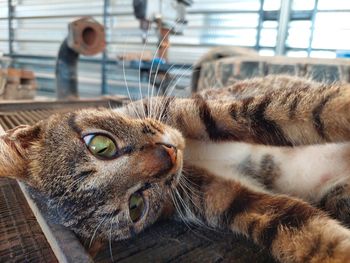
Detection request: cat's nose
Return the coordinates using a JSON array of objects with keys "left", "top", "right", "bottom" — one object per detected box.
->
[{"left": 157, "top": 143, "right": 177, "bottom": 165}]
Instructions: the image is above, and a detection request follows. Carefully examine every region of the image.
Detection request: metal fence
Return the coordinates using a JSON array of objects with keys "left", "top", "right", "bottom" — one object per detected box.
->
[{"left": 0, "top": 0, "right": 349, "bottom": 98}]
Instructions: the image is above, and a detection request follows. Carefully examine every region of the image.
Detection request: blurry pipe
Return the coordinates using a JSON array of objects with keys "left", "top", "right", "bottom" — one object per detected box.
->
[
  {"left": 55, "top": 17, "right": 105, "bottom": 100},
  {"left": 56, "top": 38, "right": 79, "bottom": 99}
]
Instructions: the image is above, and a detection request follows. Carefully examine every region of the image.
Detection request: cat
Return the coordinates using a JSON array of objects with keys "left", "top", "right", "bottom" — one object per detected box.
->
[{"left": 2, "top": 75, "right": 350, "bottom": 262}]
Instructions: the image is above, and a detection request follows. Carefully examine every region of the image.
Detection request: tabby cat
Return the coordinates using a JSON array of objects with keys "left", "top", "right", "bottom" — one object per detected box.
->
[{"left": 2, "top": 75, "right": 350, "bottom": 262}]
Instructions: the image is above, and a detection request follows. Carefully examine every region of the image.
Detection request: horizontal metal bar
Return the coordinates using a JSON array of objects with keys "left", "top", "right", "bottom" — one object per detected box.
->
[{"left": 0, "top": 98, "right": 125, "bottom": 112}]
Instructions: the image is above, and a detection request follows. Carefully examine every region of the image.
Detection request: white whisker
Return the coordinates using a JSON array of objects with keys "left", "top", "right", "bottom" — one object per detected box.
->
[
  {"left": 56, "top": 176, "right": 85, "bottom": 219},
  {"left": 89, "top": 215, "right": 108, "bottom": 248},
  {"left": 155, "top": 66, "right": 196, "bottom": 121},
  {"left": 108, "top": 217, "right": 115, "bottom": 262},
  {"left": 121, "top": 29, "right": 141, "bottom": 120},
  {"left": 147, "top": 20, "right": 182, "bottom": 119},
  {"left": 138, "top": 23, "right": 152, "bottom": 118}
]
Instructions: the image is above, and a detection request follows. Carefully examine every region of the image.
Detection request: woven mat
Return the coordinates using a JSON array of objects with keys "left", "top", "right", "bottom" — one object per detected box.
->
[{"left": 0, "top": 177, "right": 57, "bottom": 262}]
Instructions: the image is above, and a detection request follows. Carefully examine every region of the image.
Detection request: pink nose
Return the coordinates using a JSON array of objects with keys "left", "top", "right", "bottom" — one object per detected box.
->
[{"left": 159, "top": 143, "right": 177, "bottom": 165}]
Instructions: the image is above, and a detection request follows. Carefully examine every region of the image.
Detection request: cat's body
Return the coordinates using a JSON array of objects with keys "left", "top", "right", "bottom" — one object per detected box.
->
[
  {"left": 3, "top": 75, "right": 350, "bottom": 262},
  {"left": 185, "top": 139, "right": 350, "bottom": 203}
]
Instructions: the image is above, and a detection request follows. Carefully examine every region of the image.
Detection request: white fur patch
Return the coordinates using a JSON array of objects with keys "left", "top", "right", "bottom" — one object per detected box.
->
[{"left": 184, "top": 139, "right": 350, "bottom": 201}]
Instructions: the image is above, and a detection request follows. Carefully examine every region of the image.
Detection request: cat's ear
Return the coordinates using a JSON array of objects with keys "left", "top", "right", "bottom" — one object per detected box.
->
[{"left": 0, "top": 123, "right": 42, "bottom": 181}]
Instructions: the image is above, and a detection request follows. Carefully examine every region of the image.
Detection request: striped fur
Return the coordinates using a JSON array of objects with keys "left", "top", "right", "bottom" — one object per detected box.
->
[
  {"left": 124, "top": 75, "right": 350, "bottom": 146},
  {"left": 179, "top": 165, "right": 350, "bottom": 262},
  {"left": 3, "top": 75, "right": 350, "bottom": 262}
]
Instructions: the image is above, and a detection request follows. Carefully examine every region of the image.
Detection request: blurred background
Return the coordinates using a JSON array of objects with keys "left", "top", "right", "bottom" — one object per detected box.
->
[{"left": 0, "top": 0, "right": 349, "bottom": 99}]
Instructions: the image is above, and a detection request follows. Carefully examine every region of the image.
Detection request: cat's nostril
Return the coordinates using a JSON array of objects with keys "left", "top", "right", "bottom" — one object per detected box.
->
[{"left": 157, "top": 143, "right": 177, "bottom": 165}]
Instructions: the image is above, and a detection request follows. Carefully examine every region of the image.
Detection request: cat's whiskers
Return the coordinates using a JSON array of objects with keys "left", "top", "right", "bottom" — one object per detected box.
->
[
  {"left": 169, "top": 188, "right": 189, "bottom": 225},
  {"left": 174, "top": 187, "right": 203, "bottom": 226},
  {"left": 147, "top": 20, "right": 182, "bottom": 119},
  {"left": 137, "top": 22, "right": 151, "bottom": 119},
  {"left": 178, "top": 176, "right": 201, "bottom": 200},
  {"left": 56, "top": 176, "right": 86, "bottom": 219},
  {"left": 89, "top": 214, "right": 109, "bottom": 248},
  {"left": 108, "top": 216, "right": 115, "bottom": 262},
  {"left": 172, "top": 186, "right": 214, "bottom": 241},
  {"left": 178, "top": 179, "right": 215, "bottom": 232},
  {"left": 139, "top": 24, "right": 152, "bottom": 105},
  {"left": 121, "top": 27, "right": 142, "bottom": 120},
  {"left": 165, "top": 65, "right": 198, "bottom": 98},
  {"left": 177, "top": 182, "right": 201, "bottom": 214},
  {"left": 152, "top": 64, "right": 178, "bottom": 122},
  {"left": 162, "top": 64, "right": 195, "bottom": 97},
  {"left": 155, "top": 66, "right": 198, "bottom": 122},
  {"left": 156, "top": 64, "right": 176, "bottom": 97}
]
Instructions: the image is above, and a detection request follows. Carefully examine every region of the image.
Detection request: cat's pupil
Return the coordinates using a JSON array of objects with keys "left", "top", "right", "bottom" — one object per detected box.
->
[{"left": 97, "top": 147, "right": 108, "bottom": 154}]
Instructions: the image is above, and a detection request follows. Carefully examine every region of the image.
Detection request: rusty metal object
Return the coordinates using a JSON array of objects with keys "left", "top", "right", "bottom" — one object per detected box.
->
[
  {"left": 56, "top": 17, "right": 106, "bottom": 100},
  {"left": 67, "top": 17, "right": 105, "bottom": 56},
  {"left": 158, "top": 26, "right": 171, "bottom": 62}
]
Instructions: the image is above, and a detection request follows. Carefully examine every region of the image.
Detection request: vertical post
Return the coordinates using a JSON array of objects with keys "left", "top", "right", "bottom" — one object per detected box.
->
[
  {"left": 7, "top": 0, "right": 13, "bottom": 56},
  {"left": 307, "top": 0, "right": 319, "bottom": 57},
  {"left": 101, "top": 0, "right": 110, "bottom": 95},
  {"left": 255, "top": 0, "right": 265, "bottom": 51},
  {"left": 275, "top": 0, "right": 292, "bottom": 55}
]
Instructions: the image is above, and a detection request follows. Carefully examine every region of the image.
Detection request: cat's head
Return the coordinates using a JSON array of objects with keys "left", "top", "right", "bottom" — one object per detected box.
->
[{"left": 0, "top": 108, "right": 185, "bottom": 241}]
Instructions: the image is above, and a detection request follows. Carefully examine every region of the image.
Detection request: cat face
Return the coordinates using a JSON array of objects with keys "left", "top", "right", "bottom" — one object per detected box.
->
[{"left": 0, "top": 108, "right": 185, "bottom": 241}]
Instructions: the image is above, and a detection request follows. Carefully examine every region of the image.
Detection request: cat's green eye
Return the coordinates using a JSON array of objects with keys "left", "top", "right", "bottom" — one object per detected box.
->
[
  {"left": 129, "top": 192, "right": 145, "bottom": 222},
  {"left": 84, "top": 134, "right": 117, "bottom": 159}
]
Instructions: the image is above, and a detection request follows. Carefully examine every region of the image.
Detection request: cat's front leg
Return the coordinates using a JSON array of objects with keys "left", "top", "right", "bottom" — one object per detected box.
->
[
  {"left": 178, "top": 166, "right": 350, "bottom": 263},
  {"left": 123, "top": 84, "right": 350, "bottom": 146}
]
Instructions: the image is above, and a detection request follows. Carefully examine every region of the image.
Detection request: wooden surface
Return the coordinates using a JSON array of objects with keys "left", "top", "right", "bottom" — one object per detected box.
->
[
  {"left": 0, "top": 178, "right": 57, "bottom": 263},
  {"left": 94, "top": 220, "right": 276, "bottom": 263}
]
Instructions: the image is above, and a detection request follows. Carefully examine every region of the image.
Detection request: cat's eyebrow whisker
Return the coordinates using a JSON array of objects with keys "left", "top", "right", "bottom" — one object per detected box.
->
[
  {"left": 155, "top": 65, "right": 177, "bottom": 118},
  {"left": 165, "top": 65, "right": 195, "bottom": 98},
  {"left": 153, "top": 64, "right": 177, "bottom": 121},
  {"left": 147, "top": 19, "right": 181, "bottom": 119},
  {"left": 123, "top": 63, "right": 141, "bottom": 120},
  {"left": 155, "top": 65, "right": 175, "bottom": 100},
  {"left": 138, "top": 22, "right": 151, "bottom": 113},
  {"left": 155, "top": 66, "right": 184, "bottom": 121},
  {"left": 122, "top": 29, "right": 142, "bottom": 120},
  {"left": 156, "top": 66, "right": 197, "bottom": 122}
]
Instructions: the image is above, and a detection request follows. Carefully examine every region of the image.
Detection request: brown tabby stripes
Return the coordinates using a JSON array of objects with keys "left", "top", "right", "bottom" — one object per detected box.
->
[
  {"left": 312, "top": 93, "right": 337, "bottom": 139},
  {"left": 194, "top": 95, "right": 239, "bottom": 141},
  {"left": 242, "top": 97, "right": 292, "bottom": 146}
]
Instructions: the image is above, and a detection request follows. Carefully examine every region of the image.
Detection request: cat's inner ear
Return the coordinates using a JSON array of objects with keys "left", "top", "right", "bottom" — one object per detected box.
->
[{"left": 0, "top": 123, "right": 42, "bottom": 181}]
